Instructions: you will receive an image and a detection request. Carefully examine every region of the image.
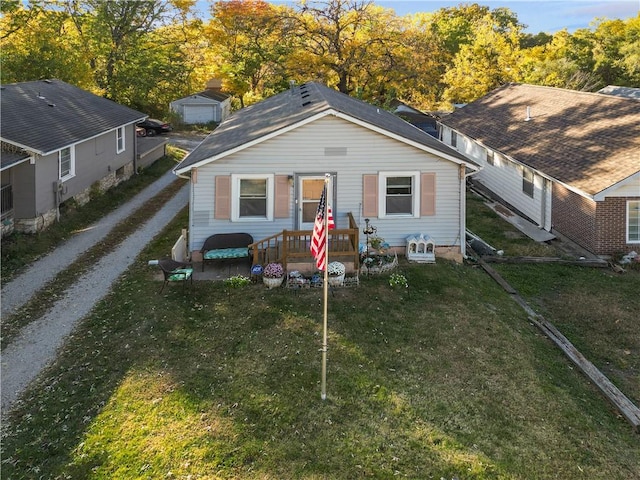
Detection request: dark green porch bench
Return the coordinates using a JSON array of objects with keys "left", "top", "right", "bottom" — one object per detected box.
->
[{"left": 201, "top": 233, "right": 253, "bottom": 272}]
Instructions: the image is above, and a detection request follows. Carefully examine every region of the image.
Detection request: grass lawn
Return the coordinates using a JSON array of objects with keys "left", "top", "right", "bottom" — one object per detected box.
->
[{"left": 2, "top": 206, "right": 639, "bottom": 479}]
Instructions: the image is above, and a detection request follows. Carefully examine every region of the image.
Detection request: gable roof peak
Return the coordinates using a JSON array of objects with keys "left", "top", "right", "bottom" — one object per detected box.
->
[{"left": 174, "top": 81, "right": 476, "bottom": 173}]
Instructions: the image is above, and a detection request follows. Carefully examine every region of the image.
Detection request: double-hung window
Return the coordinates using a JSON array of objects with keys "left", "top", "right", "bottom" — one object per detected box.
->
[
  {"left": 116, "top": 126, "right": 125, "bottom": 153},
  {"left": 379, "top": 172, "right": 420, "bottom": 218},
  {"left": 59, "top": 146, "right": 75, "bottom": 181},
  {"left": 451, "top": 131, "right": 457, "bottom": 149},
  {"left": 522, "top": 168, "right": 534, "bottom": 197},
  {"left": 232, "top": 174, "right": 273, "bottom": 221},
  {"left": 628, "top": 200, "right": 640, "bottom": 243},
  {"left": 486, "top": 149, "right": 494, "bottom": 166}
]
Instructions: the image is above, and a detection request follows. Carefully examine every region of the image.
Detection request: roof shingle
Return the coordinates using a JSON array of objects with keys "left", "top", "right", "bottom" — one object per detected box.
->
[
  {"left": 440, "top": 83, "right": 640, "bottom": 196},
  {"left": 1, "top": 79, "right": 146, "bottom": 154}
]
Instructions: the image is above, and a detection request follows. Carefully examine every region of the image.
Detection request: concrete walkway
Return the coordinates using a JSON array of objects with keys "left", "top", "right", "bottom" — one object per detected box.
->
[
  {"left": 1, "top": 171, "right": 189, "bottom": 415},
  {"left": 1, "top": 170, "right": 180, "bottom": 319}
]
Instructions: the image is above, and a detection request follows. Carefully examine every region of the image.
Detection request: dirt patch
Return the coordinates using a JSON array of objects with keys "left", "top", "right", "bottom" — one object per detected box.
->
[{"left": 494, "top": 203, "right": 514, "bottom": 217}]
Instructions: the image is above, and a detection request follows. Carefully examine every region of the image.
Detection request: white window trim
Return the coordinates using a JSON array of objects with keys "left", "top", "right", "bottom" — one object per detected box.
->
[
  {"left": 116, "top": 126, "right": 125, "bottom": 153},
  {"left": 231, "top": 174, "right": 274, "bottom": 222},
  {"left": 59, "top": 146, "right": 75, "bottom": 182},
  {"left": 627, "top": 200, "right": 640, "bottom": 244},
  {"left": 378, "top": 171, "right": 420, "bottom": 219}
]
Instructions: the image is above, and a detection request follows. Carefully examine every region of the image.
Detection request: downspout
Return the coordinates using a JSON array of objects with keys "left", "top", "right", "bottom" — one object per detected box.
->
[
  {"left": 133, "top": 124, "right": 138, "bottom": 174},
  {"left": 459, "top": 164, "right": 466, "bottom": 258},
  {"left": 460, "top": 163, "right": 478, "bottom": 259}
]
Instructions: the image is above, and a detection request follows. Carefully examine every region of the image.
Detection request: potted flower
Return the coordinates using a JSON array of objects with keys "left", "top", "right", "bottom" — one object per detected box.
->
[
  {"left": 370, "top": 236, "right": 386, "bottom": 252},
  {"left": 327, "top": 261, "right": 345, "bottom": 286},
  {"left": 262, "top": 262, "right": 284, "bottom": 289}
]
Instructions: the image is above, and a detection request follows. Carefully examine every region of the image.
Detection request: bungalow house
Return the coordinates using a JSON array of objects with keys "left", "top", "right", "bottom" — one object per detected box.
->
[
  {"left": 170, "top": 79, "right": 232, "bottom": 125},
  {"left": 439, "top": 83, "right": 640, "bottom": 257},
  {"left": 173, "top": 81, "right": 479, "bottom": 268},
  {"left": 0, "top": 79, "right": 151, "bottom": 235}
]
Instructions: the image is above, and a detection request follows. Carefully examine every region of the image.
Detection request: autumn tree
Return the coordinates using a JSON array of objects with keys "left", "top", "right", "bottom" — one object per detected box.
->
[
  {"left": 204, "top": 0, "right": 294, "bottom": 106},
  {"left": 288, "top": 0, "right": 403, "bottom": 96}
]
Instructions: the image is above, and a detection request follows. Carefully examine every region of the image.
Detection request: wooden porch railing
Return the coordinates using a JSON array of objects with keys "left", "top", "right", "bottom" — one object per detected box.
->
[
  {"left": 1, "top": 183, "right": 13, "bottom": 220},
  {"left": 250, "top": 212, "right": 360, "bottom": 271}
]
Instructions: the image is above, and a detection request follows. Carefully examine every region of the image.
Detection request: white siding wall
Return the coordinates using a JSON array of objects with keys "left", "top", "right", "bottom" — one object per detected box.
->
[
  {"left": 604, "top": 174, "right": 640, "bottom": 198},
  {"left": 189, "top": 116, "right": 463, "bottom": 250},
  {"left": 474, "top": 152, "right": 550, "bottom": 228},
  {"left": 442, "top": 124, "right": 551, "bottom": 229}
]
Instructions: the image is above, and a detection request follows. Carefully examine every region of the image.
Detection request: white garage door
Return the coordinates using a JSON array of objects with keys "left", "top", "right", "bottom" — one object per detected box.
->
[{"left": 184, "top": 105, "right": 215, "bottom": 124}]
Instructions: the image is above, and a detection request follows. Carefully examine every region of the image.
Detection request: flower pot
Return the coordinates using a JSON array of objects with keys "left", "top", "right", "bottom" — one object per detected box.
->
[
  {"left": 263, "top": 276, "right": 284, "bottom": 289},
  {"left": 328, "top": 273, "right": 345, "bottom": 287}
]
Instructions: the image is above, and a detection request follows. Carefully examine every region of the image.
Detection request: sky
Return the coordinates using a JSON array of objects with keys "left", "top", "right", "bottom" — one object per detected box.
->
[
  {"left": 198, "top": 0, "right": 639, "bottom": 34},
  {"left": 374, "top": 1, "right": 639, "bottom": 33}
]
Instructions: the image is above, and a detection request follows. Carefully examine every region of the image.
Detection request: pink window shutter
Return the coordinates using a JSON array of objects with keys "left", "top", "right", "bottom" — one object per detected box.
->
[
  {"left": 362, "top": 174, "right": 378, "bottom": 217},
  {"left": 274, "top": 175, "right": 290, "bottom": 218},
  {"left": 421, "top": 173, "right": 436, "bottom": 216},
  {"left": 214, "top": 175, "right": 231, "bottom": 219}
]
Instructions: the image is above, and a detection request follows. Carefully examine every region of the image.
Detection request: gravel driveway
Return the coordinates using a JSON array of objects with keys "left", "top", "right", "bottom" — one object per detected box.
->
[{"left": 1, "top": 137, "right": 196, "bottom": 417}]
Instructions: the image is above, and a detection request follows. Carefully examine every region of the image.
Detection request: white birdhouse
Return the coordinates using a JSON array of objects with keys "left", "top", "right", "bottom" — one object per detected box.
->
[{"left": 406, "top": 233, "right": 436, "bottom": 263}]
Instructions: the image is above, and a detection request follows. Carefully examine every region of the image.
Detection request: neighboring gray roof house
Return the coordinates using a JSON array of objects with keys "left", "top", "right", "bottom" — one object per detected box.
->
[
  {"left": 1, "top": 79, "right": 147, "bottom": 235},
  {"left": 175, "top": 81, "right": 479, "bottom": 266},
  {"left": 439, "top": 83, "right": 640, "bottom": 257},
  {"left": 598, "top": 85, "right": 640, "bottom": 100},
  {"left": 389, "top": 99, "right": 439, "bottom": 138}
]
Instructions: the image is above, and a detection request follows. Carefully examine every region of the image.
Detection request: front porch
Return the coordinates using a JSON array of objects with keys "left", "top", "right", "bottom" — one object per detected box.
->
[{"left": 248, "top": 212, "right": 361, "bottom": 275}]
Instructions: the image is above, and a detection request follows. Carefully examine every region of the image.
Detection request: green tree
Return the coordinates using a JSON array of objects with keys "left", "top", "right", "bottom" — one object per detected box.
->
[
  {"left": 618, "top": 16, "right": 640, "bottom": 86},
  {"left": 443, "top": 13, "right": 522, "bottom": 103},
  {"left": 0, "top": 1, "right": 93, "bottom": 87},
  {"left": 517, "top": 30, "right": 600, "bottom": 91}
]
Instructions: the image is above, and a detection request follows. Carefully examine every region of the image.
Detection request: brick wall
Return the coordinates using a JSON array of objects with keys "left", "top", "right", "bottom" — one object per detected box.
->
[
  {"left": 596, "top": 197, "right": 639, "bottom": 255},
  {"left": 552, "top": 184, "right": 596, "bottom": 253}
]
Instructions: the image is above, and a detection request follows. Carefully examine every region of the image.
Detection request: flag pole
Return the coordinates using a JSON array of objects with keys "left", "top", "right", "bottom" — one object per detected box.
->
[{"left": 321, "top": 173, "right": 330, "bottom": 401}]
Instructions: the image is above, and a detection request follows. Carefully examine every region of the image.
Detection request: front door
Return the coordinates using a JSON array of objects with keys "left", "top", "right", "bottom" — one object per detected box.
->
[{"left": 298, "top": 176, "right": 326, "bottom": 230}]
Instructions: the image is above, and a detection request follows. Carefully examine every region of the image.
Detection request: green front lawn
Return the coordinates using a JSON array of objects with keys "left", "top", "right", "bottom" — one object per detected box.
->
[{"left": 2, "top": 208, "right": 639, "bottom": 479}]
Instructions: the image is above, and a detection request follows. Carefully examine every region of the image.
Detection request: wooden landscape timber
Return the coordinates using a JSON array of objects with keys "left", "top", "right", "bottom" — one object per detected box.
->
[
  {"left": 478, "top": 259, "right": 640, "bottom": 433},
  {"left": 481, "top": 256, "right": 608, "bottom": 268}
]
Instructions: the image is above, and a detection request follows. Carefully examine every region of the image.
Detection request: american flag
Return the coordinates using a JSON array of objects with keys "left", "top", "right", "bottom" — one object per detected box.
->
[{"left": 310, "top": 185, "right": 335, "bottom": 270}]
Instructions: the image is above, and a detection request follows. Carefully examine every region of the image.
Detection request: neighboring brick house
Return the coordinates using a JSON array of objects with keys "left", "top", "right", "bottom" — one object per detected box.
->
[
  {"left": 1, "top": 79, "right": 153, "bottom": 235},
  {"left": 439, "top": 83, "right": 640, "bottom": 257}
]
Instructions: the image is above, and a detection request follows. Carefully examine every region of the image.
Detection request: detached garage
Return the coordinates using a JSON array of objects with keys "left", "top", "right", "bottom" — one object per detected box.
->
[{"left": 170, "top": 82, "right": 231, "bottom": 125}]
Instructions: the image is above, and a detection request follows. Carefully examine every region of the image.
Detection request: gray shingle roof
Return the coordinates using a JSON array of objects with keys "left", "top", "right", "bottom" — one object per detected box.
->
[
  {"left": 440, "top": 83, "right": 640, "bottom": 196},
  {"left": 1, "top": 79, "right": 146, "bottom": 154},
  {"left": 175, "top": 82, "right": 473, "bottom": 173},
  {"left": 0, "top": 149, "right": 31, "bottom": 171},
  {"left": 196, "top": 90, "right": 230, "bottom": 102}
]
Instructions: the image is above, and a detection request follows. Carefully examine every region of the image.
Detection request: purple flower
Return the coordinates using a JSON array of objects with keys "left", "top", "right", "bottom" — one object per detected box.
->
[{"left": 263, "top": 263, "right": 284, "bottom": 278}]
